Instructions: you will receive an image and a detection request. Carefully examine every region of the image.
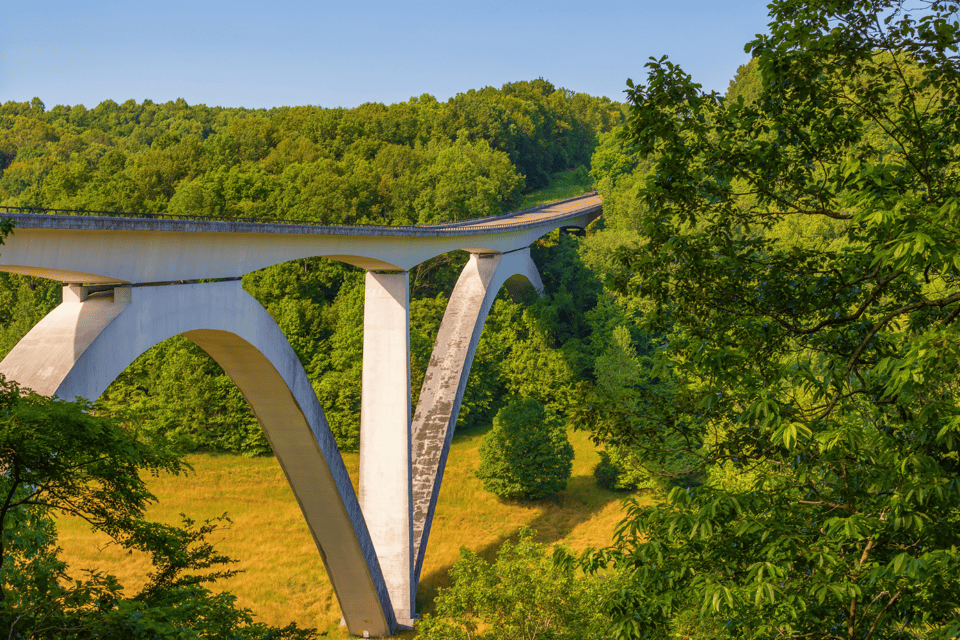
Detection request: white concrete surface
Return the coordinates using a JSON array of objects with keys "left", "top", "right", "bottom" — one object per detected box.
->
[
  {"left": 409, "top": 250, "right": 543, "bottom": 587},
  {"left": 0, "top": 194, "right": 601, "bottom": 284},
  {"left": 358, "top": 271, "right": 415, "bottom": 626}
]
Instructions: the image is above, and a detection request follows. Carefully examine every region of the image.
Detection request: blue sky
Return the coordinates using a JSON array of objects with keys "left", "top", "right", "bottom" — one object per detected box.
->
[{"left": 2, "top": 1, "right": 773, "bottom": 110}]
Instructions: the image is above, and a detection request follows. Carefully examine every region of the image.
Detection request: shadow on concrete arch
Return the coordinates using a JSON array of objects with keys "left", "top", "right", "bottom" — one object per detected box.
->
[{"left": 410, "top": 248, "right": 544, "bottom": 589}]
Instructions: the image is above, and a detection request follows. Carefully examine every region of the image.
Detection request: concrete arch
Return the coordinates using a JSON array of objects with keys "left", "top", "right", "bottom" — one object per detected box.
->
[
  {"left": 0, "top": 280, "right": 397, "bottom": 638},
  {"left": 409, "top": 248, "right": 544, "bottom": 586}
]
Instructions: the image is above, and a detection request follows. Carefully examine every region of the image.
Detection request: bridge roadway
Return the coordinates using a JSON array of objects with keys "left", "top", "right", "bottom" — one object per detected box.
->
[{"left": 0, "top": 193, "right": 601, "bottom": 637}]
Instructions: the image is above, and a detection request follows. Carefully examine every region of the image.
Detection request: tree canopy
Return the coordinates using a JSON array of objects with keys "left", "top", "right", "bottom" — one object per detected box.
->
[
  {"left": 476, "top": 398, "right": 575, "bottom": 500},
  {"left": 416, "top": 528, "right": 607, "bottom": 640},
  {"left": 0, "top": 81, "right": 619, "bottom": 222},
  {"left": 582, "top": 0, "right": 960, "bottom": 637}
]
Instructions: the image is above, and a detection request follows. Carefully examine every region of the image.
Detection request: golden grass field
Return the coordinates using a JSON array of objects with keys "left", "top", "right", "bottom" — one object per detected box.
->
[{"left": 55, "top": 426, "right": 647, "bottom": 637}]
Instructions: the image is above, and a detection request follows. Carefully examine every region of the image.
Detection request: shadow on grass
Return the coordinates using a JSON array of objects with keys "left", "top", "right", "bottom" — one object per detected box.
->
[{"left": 414, "top": 470, "right": 637, "bottom": 618}]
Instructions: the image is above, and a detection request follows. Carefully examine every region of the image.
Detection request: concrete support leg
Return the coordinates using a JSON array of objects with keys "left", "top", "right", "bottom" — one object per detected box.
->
[
  {"left": 410, "top": 249, "right": 543, "bottom": 587},
  {"left": 0, "top": 281, "right": 396, "bottom": 637},
  {"left": 359, "top": 271, "right": 415, "bottom": 626}
]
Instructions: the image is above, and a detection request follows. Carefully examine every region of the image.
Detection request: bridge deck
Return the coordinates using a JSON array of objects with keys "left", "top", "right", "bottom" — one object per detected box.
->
[
  {"left": 0, "top": 193, "right": 601, "bottom": 282},
  {"left": 0, "top": 192, "right": 600, "bottom": 236}
]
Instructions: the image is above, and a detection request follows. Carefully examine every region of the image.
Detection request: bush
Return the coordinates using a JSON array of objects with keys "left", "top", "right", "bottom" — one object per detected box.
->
[
  {"left": 415, "top": 528, "right": 607, "bottom": 640},
  {"left": 593, "top": 450, "right": 637, "bottom": 492},
  {"left": 476, "top": 398, "right": 574, "bottom": 500}
]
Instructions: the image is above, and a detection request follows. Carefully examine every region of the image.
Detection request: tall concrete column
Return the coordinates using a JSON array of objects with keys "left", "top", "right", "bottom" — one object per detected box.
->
[{"left": 359, "top": 270, "right": 415, "bottom": 626}]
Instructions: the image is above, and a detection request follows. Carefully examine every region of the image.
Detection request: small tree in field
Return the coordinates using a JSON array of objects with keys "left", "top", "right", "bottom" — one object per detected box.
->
[{"left": 476, "top": 398, "right": 574, "bottom": 500}]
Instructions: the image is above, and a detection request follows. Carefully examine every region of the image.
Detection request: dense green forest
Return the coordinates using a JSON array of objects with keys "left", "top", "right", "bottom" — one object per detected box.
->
[
  {"left": 566, "top": 0, "right": 960, "bottom": 637},
  {"left": 0, "top": 79, "right": 626, "bottom": 454},
  {"left": 0, "top": 79, "right": 618, "bottom": 221}
]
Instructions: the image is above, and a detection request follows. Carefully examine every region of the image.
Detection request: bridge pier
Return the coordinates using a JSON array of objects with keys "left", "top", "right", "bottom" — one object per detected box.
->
[{"left": 359, "top": 271, "right": 415, "bottom": 626}]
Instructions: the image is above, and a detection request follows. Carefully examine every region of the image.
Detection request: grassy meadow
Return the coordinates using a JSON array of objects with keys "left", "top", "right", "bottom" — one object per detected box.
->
[{"left": 55, "top": 425, "right": 648, "bottom": 637}]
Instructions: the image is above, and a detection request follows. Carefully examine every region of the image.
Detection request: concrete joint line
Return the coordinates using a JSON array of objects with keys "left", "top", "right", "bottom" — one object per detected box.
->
[
  {"left": 130, "top": 277, "right": 243, "bottom": 287},
  {"left": 498, "top": 246, "right": 535, "bottom": 256}
]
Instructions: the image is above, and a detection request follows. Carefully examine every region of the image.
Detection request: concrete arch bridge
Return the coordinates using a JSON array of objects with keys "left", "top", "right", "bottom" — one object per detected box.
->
[{"left": 0, "top": 193, "right": 601, "bottom": 637}]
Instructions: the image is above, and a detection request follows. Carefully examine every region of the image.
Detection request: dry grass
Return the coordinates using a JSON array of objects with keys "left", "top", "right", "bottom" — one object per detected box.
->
[{"left": 55, "top": 427, "right": 652, "bottom": 636}]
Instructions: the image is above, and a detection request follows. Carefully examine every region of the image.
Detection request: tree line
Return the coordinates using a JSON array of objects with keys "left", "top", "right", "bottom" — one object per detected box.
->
[{"left": 0, "top": 80, "right": 619, "bottom": 223}]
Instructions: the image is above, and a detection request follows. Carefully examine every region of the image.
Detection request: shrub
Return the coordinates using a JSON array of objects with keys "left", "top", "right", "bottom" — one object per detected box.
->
[
  {"left": 476, "top": 398, "right": 574, "bottom": 500},
  {"left": 415, "top": 528, "right": 607, "bottom": 640},
  {"left": 593, "top": 450, "right": 637, "bottom": 492}
]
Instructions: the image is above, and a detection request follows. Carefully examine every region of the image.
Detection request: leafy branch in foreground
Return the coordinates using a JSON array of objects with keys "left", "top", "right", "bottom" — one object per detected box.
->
[{"left": 582, "top": 1, "right": 960, "bottom": 638}]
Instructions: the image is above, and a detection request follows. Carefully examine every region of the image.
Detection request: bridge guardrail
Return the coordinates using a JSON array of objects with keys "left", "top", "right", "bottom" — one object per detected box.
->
[{"left": 0, "top": 191, "right": 600, "bottom": 235}]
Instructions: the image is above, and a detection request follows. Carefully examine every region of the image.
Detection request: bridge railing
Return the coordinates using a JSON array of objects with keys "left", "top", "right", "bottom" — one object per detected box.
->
[
  {"left": 0, "top": 205, "right": 395, "bottom": 228},
  {"left": 0, "top": 192, "right": 600, "bottom": 233},
  {"left": 422, "top": 191, "right": 600, "bottom": 228}
]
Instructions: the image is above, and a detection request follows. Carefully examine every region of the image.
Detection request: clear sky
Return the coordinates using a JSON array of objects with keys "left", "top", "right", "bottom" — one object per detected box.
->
[{"left": 2, "top": 0, "right": 773, "bottom": 110}]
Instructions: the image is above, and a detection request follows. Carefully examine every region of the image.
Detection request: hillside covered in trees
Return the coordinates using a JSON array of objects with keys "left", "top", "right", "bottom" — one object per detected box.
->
[
  {"left": 0, "top": 79, "right": 625, "bottom": 455},
  {"left": 0, "top": 79, "right": 618, "bottom": 222}
]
